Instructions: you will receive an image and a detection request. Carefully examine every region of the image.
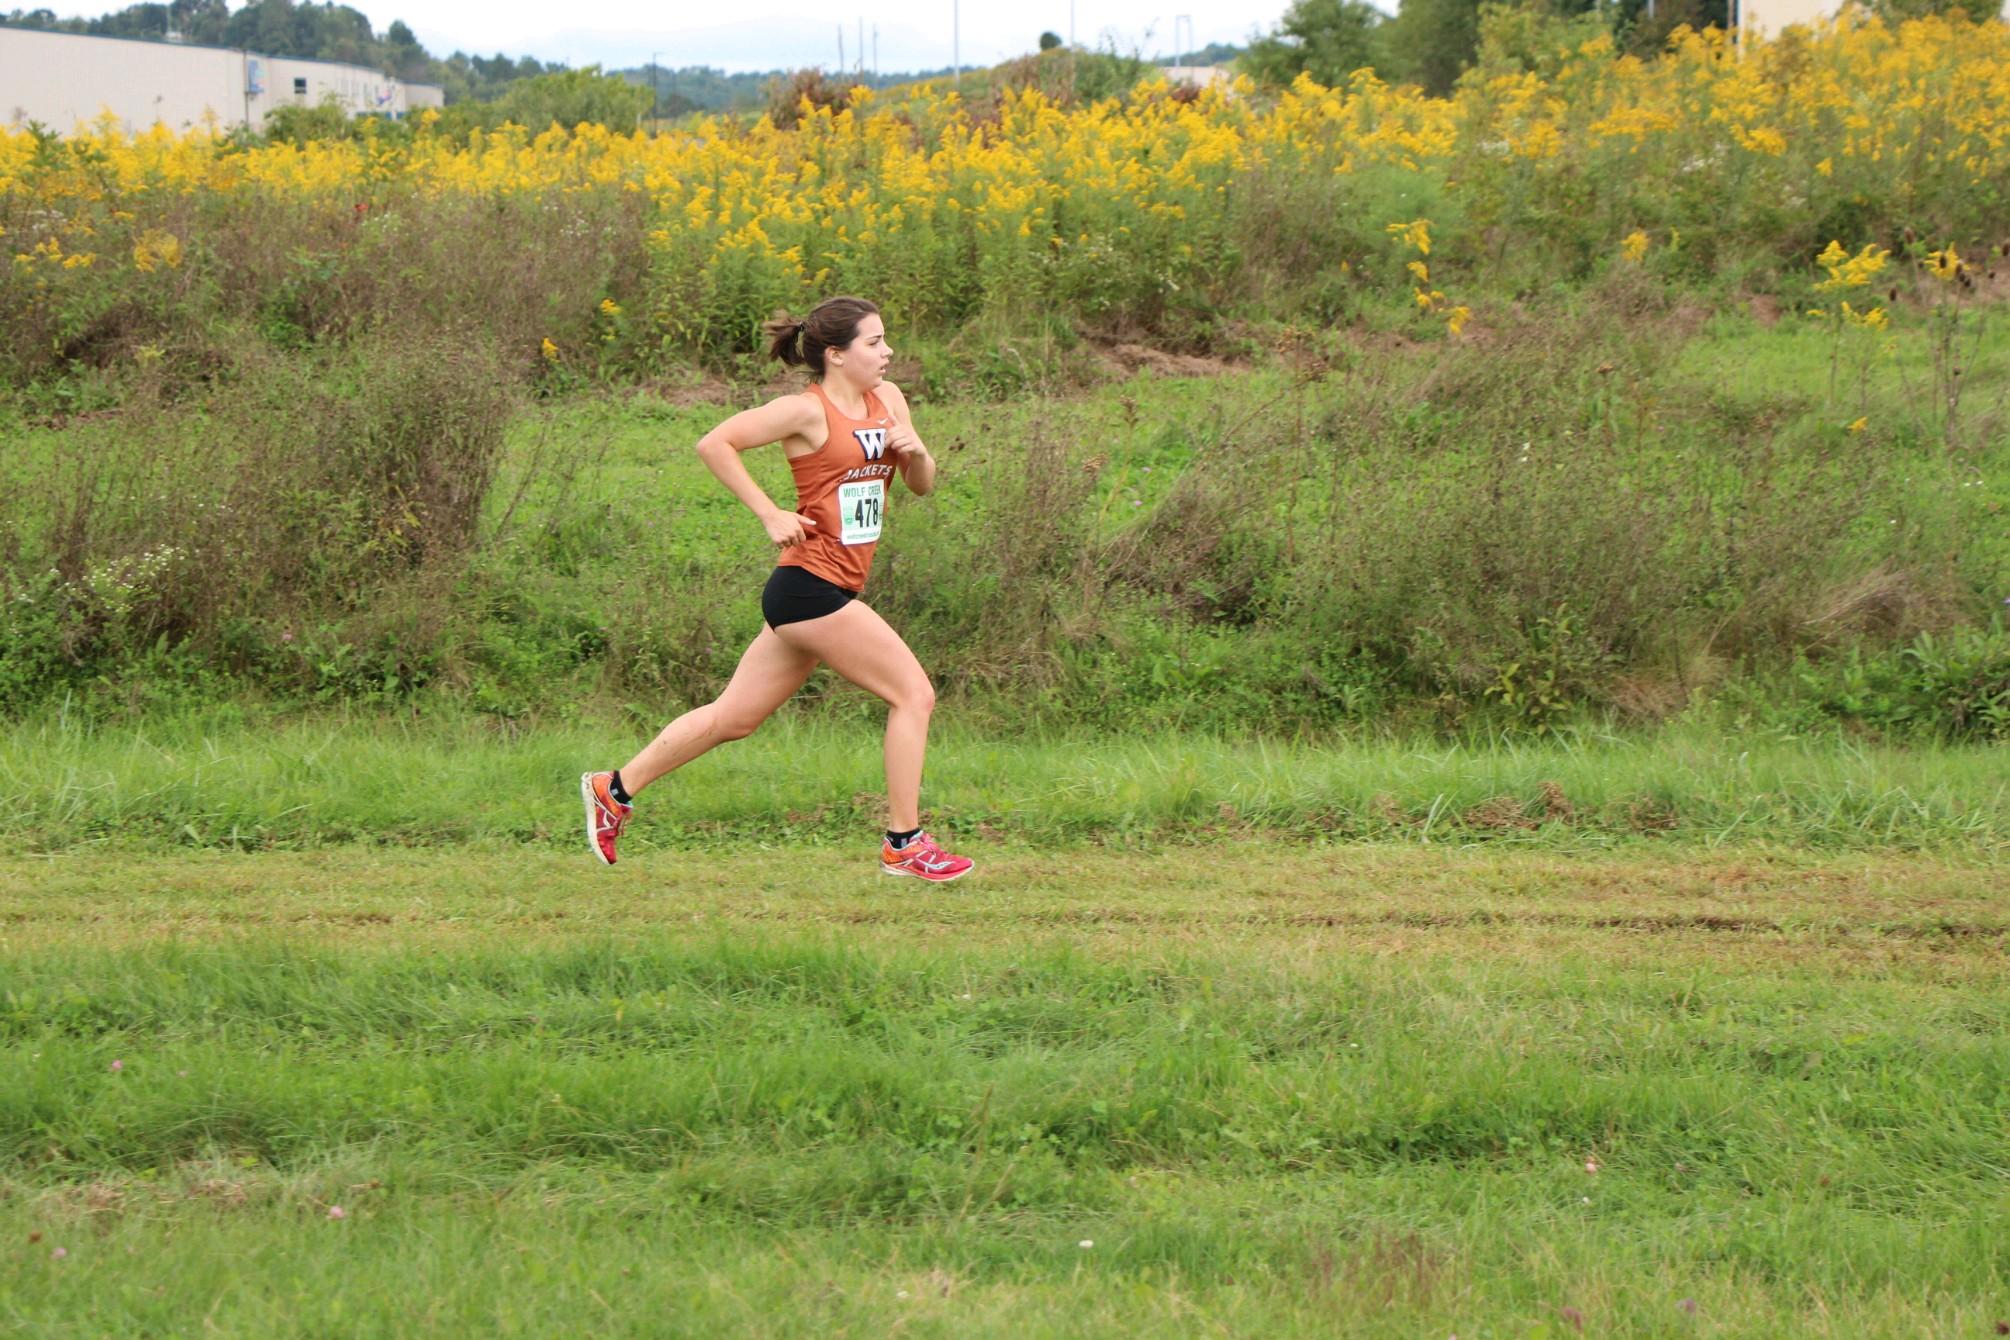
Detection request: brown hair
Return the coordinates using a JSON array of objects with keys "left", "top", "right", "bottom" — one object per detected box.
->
[{"left": 764, "top": 296, "right": 880, "bottom": 377}]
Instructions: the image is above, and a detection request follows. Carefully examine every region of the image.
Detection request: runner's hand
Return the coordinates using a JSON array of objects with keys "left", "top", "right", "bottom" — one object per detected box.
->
[
  {"left": 887, "top": 423, "right": 925, "bottom": 459},
  {"left": 762, "top": 510, "right": 818, "bottom": 547}
]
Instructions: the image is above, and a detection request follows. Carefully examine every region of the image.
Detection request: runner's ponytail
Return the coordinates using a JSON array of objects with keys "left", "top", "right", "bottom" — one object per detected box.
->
[
  {"left": 765, "top": 297, "right": 879, "bottom": 378},
  {"left": 765, "top": 313, "right": 811, "bottom": 367}
]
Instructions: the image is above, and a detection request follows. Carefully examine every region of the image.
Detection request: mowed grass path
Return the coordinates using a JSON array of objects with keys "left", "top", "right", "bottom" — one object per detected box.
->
[{"left": 2, "top": 845, "right": 2005, "bottom": 1337}]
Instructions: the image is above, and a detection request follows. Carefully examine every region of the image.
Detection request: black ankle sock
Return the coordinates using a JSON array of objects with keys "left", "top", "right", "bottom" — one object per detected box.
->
[
  {"left": 609, "top": 771, "right": 633, "bottom": 807},
  {"left": 886, "top": 826, "right": 922, "bottom": 851}
]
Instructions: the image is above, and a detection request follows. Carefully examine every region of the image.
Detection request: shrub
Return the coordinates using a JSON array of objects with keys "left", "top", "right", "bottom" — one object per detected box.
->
[
  {"left": 1797, "top": 623, "right": 2010, "bottom": 741},
  {"left": 766, "top": 69, "right": 852, "bottom": 129},
  {"left": 495, "top": 67, "right": 654, "bottom": 132},
  {"left": 0, "top": 331, "right": 515, "bottom": 709}
]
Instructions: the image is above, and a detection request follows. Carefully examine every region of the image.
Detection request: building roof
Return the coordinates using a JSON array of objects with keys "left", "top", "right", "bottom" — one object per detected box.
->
[{"left": 0, "top": 20, "right": 438, "bottom": 87}]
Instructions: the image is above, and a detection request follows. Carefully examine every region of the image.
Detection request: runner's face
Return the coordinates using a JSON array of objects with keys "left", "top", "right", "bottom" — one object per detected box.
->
[{"left": 834, "top": 315, "right": 891, "bottom": 387}]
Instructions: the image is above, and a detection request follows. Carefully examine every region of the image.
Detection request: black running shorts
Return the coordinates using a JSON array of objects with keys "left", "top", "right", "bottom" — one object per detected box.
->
[{"left": 762, "top": 565, "right": 859, "bottom": 628}]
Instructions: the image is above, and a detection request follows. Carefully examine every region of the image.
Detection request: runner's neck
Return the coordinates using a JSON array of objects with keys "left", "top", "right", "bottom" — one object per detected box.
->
[{"left": 819, "top": 381, "right": 871, "bottom": 419}]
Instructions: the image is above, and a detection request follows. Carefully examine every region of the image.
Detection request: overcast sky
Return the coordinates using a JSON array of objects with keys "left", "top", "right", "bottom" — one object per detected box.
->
[{"left": 198, "top": 0, "right": 1286, "bottom": 73}]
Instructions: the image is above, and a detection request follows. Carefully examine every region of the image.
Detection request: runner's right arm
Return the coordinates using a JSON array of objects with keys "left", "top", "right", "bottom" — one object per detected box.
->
[{"left": 694, "top": 394, "right": 825, "bottom": 547}]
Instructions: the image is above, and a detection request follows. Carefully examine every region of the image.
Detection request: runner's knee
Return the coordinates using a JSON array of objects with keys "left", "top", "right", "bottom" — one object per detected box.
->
[
  {"left": 710, "top": 701, "right": 765, "bottom": 742},
  {"left": 899, "top": 675, "right": 935, "bottom": 717}
]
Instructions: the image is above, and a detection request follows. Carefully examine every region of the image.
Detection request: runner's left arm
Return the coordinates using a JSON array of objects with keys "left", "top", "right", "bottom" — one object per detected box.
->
[{"left": 878, "top": 383, "right": 936, "bottom": 496}]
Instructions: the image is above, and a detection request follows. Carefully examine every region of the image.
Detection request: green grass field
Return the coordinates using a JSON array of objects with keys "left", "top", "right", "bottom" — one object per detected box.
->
[
  {"left": 2, "top": 711, "right": 2005, "bottom": 853},
  {"left": 2, "top": 302, "right": 2004, "bottom": 1334},
  {"left": 2, "top": 839, "right": 2005, "bottom": 1336}
]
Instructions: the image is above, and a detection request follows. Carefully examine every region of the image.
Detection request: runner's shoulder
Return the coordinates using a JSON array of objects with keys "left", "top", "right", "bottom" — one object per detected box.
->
[
  {"left": 876, "top": 380, "right": 911, "bottom": 419},
  {"left": 745, "top": 387, "right": 826, "bottom": 457},
  {"left": 765, "top": 387, "right": 826, "bottom": 430}
]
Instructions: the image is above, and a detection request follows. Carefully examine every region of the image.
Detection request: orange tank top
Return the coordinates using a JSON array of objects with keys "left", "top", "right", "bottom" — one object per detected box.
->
[{"left": 774, "top": 382, "right": 898, "bottom": 593}]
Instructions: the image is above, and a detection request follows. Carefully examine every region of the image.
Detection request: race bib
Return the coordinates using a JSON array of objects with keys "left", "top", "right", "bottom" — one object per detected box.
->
[{"left": 837, "top": 479, "right": 884, "bottom": 546}]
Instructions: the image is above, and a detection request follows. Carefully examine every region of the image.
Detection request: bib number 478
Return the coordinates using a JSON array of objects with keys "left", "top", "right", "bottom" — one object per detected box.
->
[{"left": 837, "top": 480, "right": 884, "bottom": 546}]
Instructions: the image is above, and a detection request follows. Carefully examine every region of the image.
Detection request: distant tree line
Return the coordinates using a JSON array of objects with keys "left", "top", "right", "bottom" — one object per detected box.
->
[
  {"left": 606, "top": 51, "right": 1222, "bottom": 117},
  {"left": 17, "top": 0, "right": 1958, "bottom": 126},
  {"left": 2, "top": 2, "right": 1261, "bottom": 117},
  {"left": 606, "top": 65, "right": 913, "bottom": 117},
  {"left": 18, "top": 0, "right": 1843, "bottom": 121},
  {"left": 1241, "top": 0, "right": 1979, "bottom": 97},
  {"left": 1239, "top": 0, "right": 1724, "bottom": 96}
]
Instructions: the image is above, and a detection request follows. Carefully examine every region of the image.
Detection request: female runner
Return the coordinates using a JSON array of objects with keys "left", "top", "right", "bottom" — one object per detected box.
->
[{"left": 581, "top": 296, "right": 973, "bottom": 882}]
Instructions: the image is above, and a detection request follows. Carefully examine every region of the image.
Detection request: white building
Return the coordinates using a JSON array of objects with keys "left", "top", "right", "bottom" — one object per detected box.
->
[
  {"left": 1161, "top": 64, "right": 1229, "bottom": 89},
  {"left": 0, "top": 25, "right": 443, "bottom": 134}
]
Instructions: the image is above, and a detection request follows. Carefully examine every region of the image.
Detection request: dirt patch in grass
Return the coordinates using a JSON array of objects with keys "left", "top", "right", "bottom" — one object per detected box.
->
[{"left": 1092, "top": 342, "right": 1245, "bottom": 378}]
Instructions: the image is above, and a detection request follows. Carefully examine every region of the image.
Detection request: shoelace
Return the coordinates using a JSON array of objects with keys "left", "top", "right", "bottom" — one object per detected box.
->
[{"left": 904, "top": 841, "right": 953, "bottom": 870}]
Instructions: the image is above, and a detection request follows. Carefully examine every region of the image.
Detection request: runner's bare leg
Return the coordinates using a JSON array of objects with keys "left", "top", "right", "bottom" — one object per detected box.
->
[
  {"left": 618, "top": 626, "right": 820, "bottom": 795},
  {"left": 774, "top": 600, "right": 933, "bottom": 830}
]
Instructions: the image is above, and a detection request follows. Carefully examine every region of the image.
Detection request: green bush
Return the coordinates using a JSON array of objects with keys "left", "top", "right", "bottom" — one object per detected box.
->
[
  {"left": 1797, "top": 623, "right": 2010, "bottom": 741},
  {"left": 0, "top": 332, "right": 514, "bottom": 711},
  {"left": 3, "top": 293, "right": 2002, "bottom": 736}
]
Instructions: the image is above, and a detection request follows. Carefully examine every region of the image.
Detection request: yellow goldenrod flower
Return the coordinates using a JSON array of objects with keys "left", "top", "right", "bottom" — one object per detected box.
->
[
  {"left": 131, "top": 229, "right": 181, "bottom": 272},
  {"left": 1447, "top": 305, "right": 1471, "bottom": 336},
  {"left": 1815, "top": 241, "right": 1890, "bottom": 292},
  {"left": 1846, "top": 417, "right": 1868, "bottom": 432},
  {"left": 1385, "top": 219, "right": 1431, "bottom": 256},
  {"left": 0, "top": 13, "right": 1999, "bottom": 375}
]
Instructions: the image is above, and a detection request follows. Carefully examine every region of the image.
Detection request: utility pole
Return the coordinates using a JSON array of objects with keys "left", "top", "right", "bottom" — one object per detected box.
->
[
  {"left": 953, "top": 0, "right": 960, "bottom": 89},
  {"left": 650, "top": 50, "right": 659, "bottom": 132},
  {"left": 1068, "top": 0, "right": 1077, "bottom": 101},
  {"left": 858, "top": 16, "right": 865, "bottom": 75},
  {"left": 838, "top": 24, "right": 845, "bottom": 70},
  {"left": 872, "top": 25, "right": 878, "bottom": 75}
]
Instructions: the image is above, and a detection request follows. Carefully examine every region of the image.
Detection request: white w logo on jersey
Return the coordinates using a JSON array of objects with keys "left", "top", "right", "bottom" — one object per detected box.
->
[{"left": 853, "top": 428, "right": 887, "bottom": 461}]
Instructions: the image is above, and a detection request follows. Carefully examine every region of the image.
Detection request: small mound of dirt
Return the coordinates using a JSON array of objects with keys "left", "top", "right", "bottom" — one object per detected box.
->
[
  {"left": 1463, "top": 795, "right": 1537, "bottom": 830},
  {"left": 1099, "top": 343, "right": 1242, "bottom": 377},
  {"left": 1538, "top": 781, "right": 1575, "bottom": 822}
]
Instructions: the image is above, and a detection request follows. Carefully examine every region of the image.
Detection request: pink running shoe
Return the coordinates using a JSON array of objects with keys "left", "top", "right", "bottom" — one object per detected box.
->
[
  {"left": 580, "top": 771, "right": 631, "bottom": 866},
  {"left": 879, "top": 832, "right": 974, "bottom": 883}
]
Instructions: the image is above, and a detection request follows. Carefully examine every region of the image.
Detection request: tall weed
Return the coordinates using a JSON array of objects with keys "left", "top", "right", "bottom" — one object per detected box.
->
[
  {"left": 0, "top": 332, "right": 514, "bottom": 710},
  {"left": 3, "top": 296, "right": 2001, "bottom": 737}
]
